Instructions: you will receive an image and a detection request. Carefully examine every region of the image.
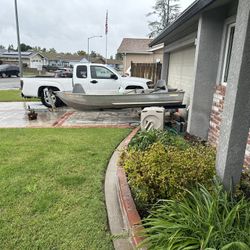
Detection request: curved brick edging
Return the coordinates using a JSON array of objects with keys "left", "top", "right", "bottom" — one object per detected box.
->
[
  {"left": 52, "top": 111, "right": 74, "bottom": 127},
  {"left": 117, "top": 167, "right": 145, "bottom": 247},
  {"left": 116, "top": 127, "right": 145, "bottom": 248}
]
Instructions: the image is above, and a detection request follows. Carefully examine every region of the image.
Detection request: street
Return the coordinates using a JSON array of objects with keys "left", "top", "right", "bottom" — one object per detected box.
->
[{"left": 0, "top": 77, "right": 20, "bottom": 89}]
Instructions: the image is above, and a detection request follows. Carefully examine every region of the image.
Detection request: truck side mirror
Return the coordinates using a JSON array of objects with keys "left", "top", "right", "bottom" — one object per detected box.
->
[{"left": 110, "top": 74, "right": 118, "bottom": 80}]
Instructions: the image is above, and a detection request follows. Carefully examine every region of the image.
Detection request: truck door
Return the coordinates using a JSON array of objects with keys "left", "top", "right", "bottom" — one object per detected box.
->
[
  {"left": 89, "top": 65, "right": 119, "bottom": 93},
  {"left": 74, "top": 65, "right": 90, "bottom": 92}
]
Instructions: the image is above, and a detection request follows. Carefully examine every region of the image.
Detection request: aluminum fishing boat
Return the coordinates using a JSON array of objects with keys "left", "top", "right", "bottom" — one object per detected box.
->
[{"left": 55, "top": 85, "right": 185, "bottom": 111}]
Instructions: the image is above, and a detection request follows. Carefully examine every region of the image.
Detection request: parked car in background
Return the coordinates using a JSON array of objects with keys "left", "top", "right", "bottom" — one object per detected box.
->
[
  {"left": 0, "top": 64, "right": 20, "bottom": 78},
  {"left": 54, "top": 68, "right": 73, "bottom": 78}
]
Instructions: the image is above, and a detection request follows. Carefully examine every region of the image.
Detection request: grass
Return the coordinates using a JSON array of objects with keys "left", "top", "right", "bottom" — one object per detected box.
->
[
  {"left": 0, "top": 128, "right": 130, "bottom": 250},
  {"left": 0, "top": 89, "right": 39, "bottom": 102}
]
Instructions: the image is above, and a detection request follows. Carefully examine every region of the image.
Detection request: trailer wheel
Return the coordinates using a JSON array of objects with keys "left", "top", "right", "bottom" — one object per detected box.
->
[{"left": 41, "top": 88, "right": 63, "bottom": 108}]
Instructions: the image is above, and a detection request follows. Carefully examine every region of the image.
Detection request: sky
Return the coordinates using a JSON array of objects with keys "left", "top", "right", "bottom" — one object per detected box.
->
[{"left": 0, "top": 0, "right": 195, "bottom": 57}]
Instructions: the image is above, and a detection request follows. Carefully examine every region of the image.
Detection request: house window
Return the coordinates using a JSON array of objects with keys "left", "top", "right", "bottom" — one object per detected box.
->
[{"left": 222, "top": 23, "right": 235, "bottom": 84}]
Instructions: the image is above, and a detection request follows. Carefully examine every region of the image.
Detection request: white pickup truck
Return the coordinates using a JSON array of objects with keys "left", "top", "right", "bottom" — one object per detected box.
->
[{"left": 21, "top": 63, "right": 152, "bottom": 107}]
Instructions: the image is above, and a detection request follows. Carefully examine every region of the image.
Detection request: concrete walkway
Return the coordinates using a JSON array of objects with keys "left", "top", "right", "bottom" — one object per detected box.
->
[{"left": 0, "top": 102, "right": 140, "bottom": 128}]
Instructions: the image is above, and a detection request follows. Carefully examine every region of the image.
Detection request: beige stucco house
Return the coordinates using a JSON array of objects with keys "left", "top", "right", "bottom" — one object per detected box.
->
[{"left": 117, "top": 38, "right": 164, "bottom": 73}]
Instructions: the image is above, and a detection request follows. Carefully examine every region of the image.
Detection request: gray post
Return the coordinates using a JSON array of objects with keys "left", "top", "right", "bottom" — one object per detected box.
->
[
  {"left": 216, "top": 0, "right": 250, "bottom": 191},
  {"left": 87, "top": 37, "right": 90, "bottom": 62},
  {"left": 160, "top": 52, "right": 170, "bottom": 82},
  {"left": 187, "top": 8, "right": 226, "bottom": 139},
  {"left": 87, "top": 35, "right": 102, "bottom": 63},
  {"left": 14, "top": 0, "right": 23, "bottom": 77}
]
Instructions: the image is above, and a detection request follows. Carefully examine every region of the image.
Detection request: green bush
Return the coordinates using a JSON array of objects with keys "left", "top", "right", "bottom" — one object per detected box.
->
[
  {"left": 140, "top": 184, "right": 250, "bottom": 249},
  {"left": 128, "top": 129, "right": 189, "bottom": 151},
  {"left": 124, "top": 142, "right": 216, "bottom": 206}
]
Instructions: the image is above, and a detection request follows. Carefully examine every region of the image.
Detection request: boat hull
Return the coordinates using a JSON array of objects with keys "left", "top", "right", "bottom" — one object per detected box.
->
[{"left": 55, "top": 91, "right": 185, "bottom": 111}]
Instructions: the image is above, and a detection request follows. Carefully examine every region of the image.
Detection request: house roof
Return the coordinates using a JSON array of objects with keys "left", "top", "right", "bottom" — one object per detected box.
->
[
  {"left": 117, "top": 38, "right": 153, "bottom": 54},
  {"left": 150, "top": 0, "right": 218, "bottom": 46},
  {"left": 41, "top": 52, "right": 86, "bottom": 62},
  {"left": 0, "top": 49, "right": 7, "bottom": 55},
  {"left": 0, "top": 51, "right": 45, "bottom": 59}
]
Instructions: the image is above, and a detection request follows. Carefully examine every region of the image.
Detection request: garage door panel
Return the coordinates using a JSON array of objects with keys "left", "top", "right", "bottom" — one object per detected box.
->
[{"left": 168, "top": 46, "right": 195, "bottom": 106}]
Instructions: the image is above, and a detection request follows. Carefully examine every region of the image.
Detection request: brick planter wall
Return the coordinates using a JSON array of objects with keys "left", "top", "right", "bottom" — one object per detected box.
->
[{"left": 208, "top": 84, "right": 250, "bottom": 167}]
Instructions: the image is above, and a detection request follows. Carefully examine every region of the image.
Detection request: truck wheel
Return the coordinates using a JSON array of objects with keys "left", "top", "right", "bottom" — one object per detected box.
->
[
  {"left": 41, "top": 88, "right": 63, "bottom": 108},
  {"left": 2, "top": 73, "right": 6, "bottom": 78}
]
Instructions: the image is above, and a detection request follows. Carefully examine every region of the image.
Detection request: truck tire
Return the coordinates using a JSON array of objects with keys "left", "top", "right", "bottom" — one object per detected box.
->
[{"left": 41, "top": 88, "right": 63, "bottom": 108}]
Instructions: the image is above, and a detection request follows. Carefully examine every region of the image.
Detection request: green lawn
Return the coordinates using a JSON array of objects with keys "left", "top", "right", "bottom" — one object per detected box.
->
[
  {"left": 0, "top": 128, "right": 130, "bottom": 250},
  {"left": 0, "top": 89, "right": 39, "bottom": 102}
]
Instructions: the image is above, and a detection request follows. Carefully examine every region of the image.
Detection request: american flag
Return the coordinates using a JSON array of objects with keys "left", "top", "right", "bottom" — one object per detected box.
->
[{"left": 105, "top": 10, "right": 108, "bottom": 35}]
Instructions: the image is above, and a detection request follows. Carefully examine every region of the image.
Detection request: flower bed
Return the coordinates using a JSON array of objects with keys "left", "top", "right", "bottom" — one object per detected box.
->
[
  {"left": 120, "top": 129, "right": 250, "bottom": 249},
  {"left": 121, "top": 130, "right": 216, "bottom": 212}
]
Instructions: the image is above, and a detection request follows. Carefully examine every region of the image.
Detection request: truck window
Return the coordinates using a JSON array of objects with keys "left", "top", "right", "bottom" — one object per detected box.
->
[
  {"left": 90, "top": 66, "right": 114, "bottom": 79},
  {"left": 76, "top": 65, "right": 87, "bottom": 78}
]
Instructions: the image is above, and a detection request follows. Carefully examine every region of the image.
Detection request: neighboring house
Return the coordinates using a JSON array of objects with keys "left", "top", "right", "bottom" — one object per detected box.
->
[
  {"left": 0, "top": 48, "right": 7, "bottom": 56},
  {"left": 150, "top": 0, "right": 250, "bottom": 169},
  {"left": 89, "top": 57, "right": 122, "bottom": 70},
  {"left": 0, "top": 51, "right": 48, "bottom": 69},
  {"left": 107, "top": 59, "right": 123, "bottom": 71},
  {"left": 117, "top": 38, "right": 164, "bottom": 73},
  {"left": 41, "top": 53, "right": 88, "bottom": 67}
]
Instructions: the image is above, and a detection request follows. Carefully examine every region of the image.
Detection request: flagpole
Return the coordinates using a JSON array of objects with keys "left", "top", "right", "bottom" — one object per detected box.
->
[
  {"left": 105, "top": 10, "right": 108, "bottom": 64},
  {"left": 105, "top": 32, "right": 108, "bottom": 64}
]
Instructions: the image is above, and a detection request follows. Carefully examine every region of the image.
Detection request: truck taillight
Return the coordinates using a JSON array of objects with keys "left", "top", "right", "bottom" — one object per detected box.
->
[{"left": 20, "top": 80, "right": 23, "bottom": 90}]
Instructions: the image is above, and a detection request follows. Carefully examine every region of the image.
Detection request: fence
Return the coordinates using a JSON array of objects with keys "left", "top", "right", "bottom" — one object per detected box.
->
[{"left": 131, "top": 62, "right": 162, "bottom": 87}]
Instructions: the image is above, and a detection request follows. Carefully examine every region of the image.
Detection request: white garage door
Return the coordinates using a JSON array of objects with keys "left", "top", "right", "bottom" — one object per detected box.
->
[{"left": 168, "top": 46, "right": 196, "bottom": 106}]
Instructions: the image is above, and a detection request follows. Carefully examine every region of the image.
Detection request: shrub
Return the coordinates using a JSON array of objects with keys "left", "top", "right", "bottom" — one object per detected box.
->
[
  {"left": 240, "top": 169, "right": 250, "bottom": 199},
  {"left": 128, "top": 129, "right": 189, "bottom": 151},
  {"left": 140, "top": 184, "right": 250, "bottom": 249},
  {"left": 123, "top": 142, "right": 215, "bottom": 207}
]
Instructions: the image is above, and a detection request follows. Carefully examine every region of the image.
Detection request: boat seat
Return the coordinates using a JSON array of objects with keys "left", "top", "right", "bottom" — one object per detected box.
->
[
  {"left": 73, "top": 84, "right": 86, "bottom": 93},
  {"left": 155, "top": 80, "right": 168, "bottom": 91}
]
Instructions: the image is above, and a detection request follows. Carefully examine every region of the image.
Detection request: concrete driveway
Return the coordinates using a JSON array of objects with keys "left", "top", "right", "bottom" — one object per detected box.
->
[
  {"left": 0, "top": 77, "right": 20, "bottom": 89},
  {"left": 0, "top": 102, "right": 140, "bottom": 128}
]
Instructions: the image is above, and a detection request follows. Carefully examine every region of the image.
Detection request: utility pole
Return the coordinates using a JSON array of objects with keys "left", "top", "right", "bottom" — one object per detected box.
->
[{"left": 14, "top": 0, "right": 23, "bottom": 77}]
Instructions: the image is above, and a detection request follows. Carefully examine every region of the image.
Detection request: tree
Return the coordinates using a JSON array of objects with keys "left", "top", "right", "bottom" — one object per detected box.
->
[
  {"left": 48, "top": 48, "right": 56, "bottom": 53},
  {"left": 20, "top": 43, "right": 32, "bottom": 51},
  {"left": 90, "top": 50, "right": 97, "bottom": 58},
  {"left": 147, "top": 0, "right": 180, "bottom": 38},
  {"left": 32, "top": 46, "right": 42, "bottom": 52},
  {"left": 77, "top": 50, "right": 87, "bottom": 56},
  {"left": 0, "top": 45, "right": 5, "bottom": 49},
  {"left": 7, "top": 44, "right": 15, "bottom": 51}
]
